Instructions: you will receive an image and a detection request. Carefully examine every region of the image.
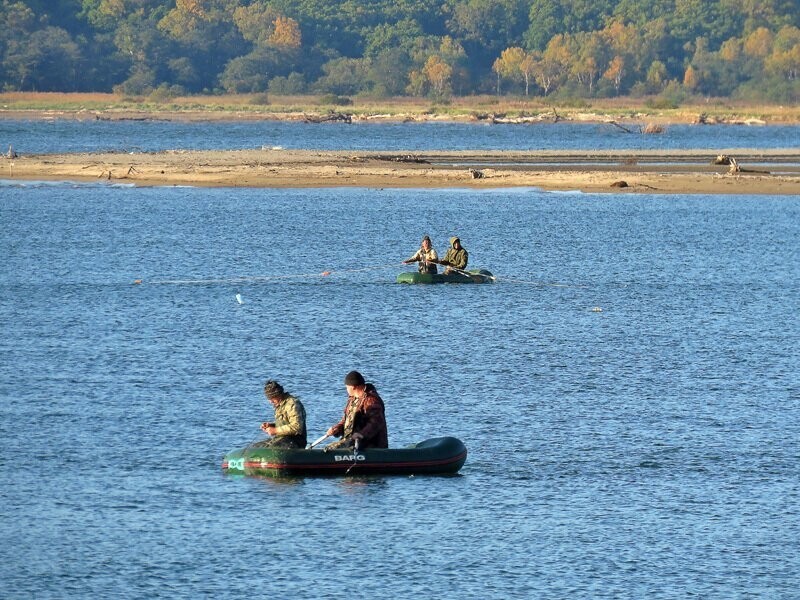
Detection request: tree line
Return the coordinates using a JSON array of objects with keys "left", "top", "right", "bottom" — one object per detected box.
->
[{"left": 1, "top": 0, "right": 798, "bottom": 102}]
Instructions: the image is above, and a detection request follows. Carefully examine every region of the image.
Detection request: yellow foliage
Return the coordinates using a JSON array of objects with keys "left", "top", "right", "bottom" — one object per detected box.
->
[
  {"left": 719, "top": 38, "right": 741, "bottom": 62},
  {"left": 493, "top": 47, "right": 526, "bottom": 79},
  {"left": 99, "top": 0, "right": 126, "bottom": 18},
  {"left": 423, "top": 56, "right": 452, "bottom": 96},
  {"left": 744, "top": 27, "right": 774, "bottom": 58},
  {"left": 683, "top": 64, "right": 698, "bottom": 89},
  {"left": 177, "top": 0, "right": 205, "bottom": 19},
  {"left": 269, "top": 16, "right": 301, "bottom": 48}
]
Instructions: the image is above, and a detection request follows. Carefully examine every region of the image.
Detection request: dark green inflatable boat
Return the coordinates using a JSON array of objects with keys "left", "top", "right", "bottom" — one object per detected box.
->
[
  {"left": 396, "top": 269, "right": 494, "bottom": 284},
  {"left": 222, "top": 436, "right": 467, "bottom": 477}
]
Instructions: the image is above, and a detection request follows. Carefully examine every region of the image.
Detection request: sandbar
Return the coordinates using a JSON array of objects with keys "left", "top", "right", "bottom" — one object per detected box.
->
[{"left": 3, "top": 148, "right": 800, "bottom": 195}]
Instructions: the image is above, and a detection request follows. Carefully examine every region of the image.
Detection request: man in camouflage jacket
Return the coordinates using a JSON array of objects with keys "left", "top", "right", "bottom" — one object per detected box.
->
[
  {"left": 403, "top": 235, "right": 438, "bottom": 274},
  {"left": 255, "top": 380, "right": 307, "bottom": 448}
]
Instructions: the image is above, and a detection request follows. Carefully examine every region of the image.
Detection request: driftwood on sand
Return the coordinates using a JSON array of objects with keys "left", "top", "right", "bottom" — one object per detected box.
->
[{"left": 304, "top": 112, "right": 352, "bottom": 124}]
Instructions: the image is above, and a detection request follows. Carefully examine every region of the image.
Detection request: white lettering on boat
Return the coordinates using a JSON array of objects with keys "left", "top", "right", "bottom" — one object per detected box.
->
[
  {"left": 227, "top": 458, "right": 245, "bottom": 470},
  {"left": 334, "top": 454, "right": 365, "bottom": 462}
]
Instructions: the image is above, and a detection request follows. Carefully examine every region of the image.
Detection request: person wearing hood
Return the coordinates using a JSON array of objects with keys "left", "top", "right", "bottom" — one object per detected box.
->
[
  {"left": 439, "top": 236, "right": 468, "bottom": 274},
  {"left": 403, "top": 235, "right": 438, "bottom": 274}
]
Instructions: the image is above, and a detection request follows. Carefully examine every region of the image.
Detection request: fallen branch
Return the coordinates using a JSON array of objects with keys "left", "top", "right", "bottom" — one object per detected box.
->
[
  {"left": 372, "top": 154, "right": 430, "bottom": 164},
  {"left": 304, "top": 112, "right": 352, "bottom": 124},
  {"left": 609, "top": 121, "right": 634, "bottom": 134}
]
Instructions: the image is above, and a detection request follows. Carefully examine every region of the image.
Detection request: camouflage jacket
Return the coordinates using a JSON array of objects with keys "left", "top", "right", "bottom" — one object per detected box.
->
[
  {"left": 330, "top": 384, "right": 388, "bottom": 448},
  {"left": 406, "top": 247, "right": 438, "bottom": 274},
  {"left": 272, "top": 394, "right": 307, "bottom": 447}
]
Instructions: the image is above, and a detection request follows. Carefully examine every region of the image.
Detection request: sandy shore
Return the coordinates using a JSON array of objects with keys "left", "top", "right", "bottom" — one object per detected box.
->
[{"left": 3, "top": 148, "right": 800, "bottom": 195}]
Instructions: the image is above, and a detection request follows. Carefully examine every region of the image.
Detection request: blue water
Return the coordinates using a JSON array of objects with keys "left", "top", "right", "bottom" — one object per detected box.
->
[
  {"left": 1, "top": 118, "right": 798, "bottom": 154},
  {"left": 1, "top": 180, "right": 798, "bottom": 598}
]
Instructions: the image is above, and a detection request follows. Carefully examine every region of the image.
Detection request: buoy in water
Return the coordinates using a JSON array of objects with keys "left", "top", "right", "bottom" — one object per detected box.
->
[
  {"left": 321, "top": 271, "right": 331, "bottom": 276},
  {"left": 236, "top": 294, "right": 243, "bottom": 304},
  {"left": 591, "top": 306, "right": 603, "bottom": 312},
  {"left": 133, "top": 279, "right": 142, "bottom": 285}
]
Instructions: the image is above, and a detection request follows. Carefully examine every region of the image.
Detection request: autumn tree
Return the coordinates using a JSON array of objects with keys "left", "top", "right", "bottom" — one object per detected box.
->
[
  {"left": 438, "top": 36, "right": 469, "bottom": 95},
  {"left": 683, "top": 64, "right": 699, "bottom": 90},
  {"left": 765, "top": 25, "right": 800, "bottom": 80},
  {"left": 158, "top": 0, "right": 244, "bottom": 91},
  {"left": 538, "top": 34, "right": 571, "bottom": 95},
  {"left": 603, "top": 55, "right": 625, "bottom": 95},
  {"left": 423, "top": 54, "right": 452, "bottom": 99},
  {"left": 493, "top": 46, "right": 526, "bottom": 94},
  {"left": 569, "top": 31, "right": 607, "bottom": 94}
]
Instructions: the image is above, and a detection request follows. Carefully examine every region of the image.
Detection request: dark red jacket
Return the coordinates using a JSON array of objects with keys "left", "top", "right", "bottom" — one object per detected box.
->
[{"left": 330, "top": 383, "right": 388, "bottom": 448}]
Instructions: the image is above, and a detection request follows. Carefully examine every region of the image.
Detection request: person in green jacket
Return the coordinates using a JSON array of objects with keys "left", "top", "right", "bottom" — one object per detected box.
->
[
  {"left": 438, "top": 236, "right": 468, "bottom": 274},
  {"left": 254, "top": 379, "right": 307, "bottom": 448}
]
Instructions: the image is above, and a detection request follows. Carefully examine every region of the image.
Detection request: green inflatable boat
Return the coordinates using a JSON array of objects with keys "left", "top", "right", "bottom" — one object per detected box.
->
[
  {"left": 396, "top": 269, "right": 495, "bottom": 284},
  {"left": 222, "top": 436, "right": 467, "bottom": 477}
]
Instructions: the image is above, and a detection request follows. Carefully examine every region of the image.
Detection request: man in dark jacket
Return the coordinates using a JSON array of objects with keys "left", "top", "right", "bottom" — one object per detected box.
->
[{"left": 325, "top": 370, "right": 388, "bottom": 449}]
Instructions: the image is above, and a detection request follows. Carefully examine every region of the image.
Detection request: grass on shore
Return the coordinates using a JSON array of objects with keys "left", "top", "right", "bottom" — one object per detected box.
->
[{"left": 1, "top": 91, "right": 798, "bottom": 124}]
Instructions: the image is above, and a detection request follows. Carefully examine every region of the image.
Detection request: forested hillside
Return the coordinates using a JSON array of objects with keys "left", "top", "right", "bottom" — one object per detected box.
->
[{"left": 1, "top": 0, "right": 798, "bottom": 102}]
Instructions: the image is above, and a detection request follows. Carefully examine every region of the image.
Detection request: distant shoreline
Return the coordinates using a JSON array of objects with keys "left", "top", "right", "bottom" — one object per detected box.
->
[
  {"left": 4, "top": 149, "right": 800, "bottom": 195},
  {"left": 2, "top": 92, "right": 800, "bottom": 126}
]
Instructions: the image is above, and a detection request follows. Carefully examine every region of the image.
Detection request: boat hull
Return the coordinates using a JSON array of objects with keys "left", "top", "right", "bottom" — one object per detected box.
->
[
  {"left": 396, "top": 269, "right": 494, "bottom": 284},
  {"left": 222, "top": 436, "right": 467, "bottom": 477}
]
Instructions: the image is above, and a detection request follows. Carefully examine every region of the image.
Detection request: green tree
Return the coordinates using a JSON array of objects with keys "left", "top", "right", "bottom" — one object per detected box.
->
[
  {"left": 523, "top": 0, "right": 562, "bottom": 51},
  {"left": 158, "top": 0, "right": 246, "bottom": 91},
  {"left": 447, "top": 0, "right": 528, "bottom": 64},
  {"left": 368, "top": 47, "right": 412, "bottom": 96},
  {"left": 645, "top": 60, "right": 668, "bottom": 91},
  {"left": 314, "top": 57, "right": 371, "bottom": 95},
  {"left": 363, "top": 19, "right": 424, "bottom": 59}
]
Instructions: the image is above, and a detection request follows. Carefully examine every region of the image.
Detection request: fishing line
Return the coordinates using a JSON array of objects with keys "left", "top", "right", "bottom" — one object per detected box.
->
[
  {"left": 494, "top": 277, "right": 588, "bottom": 288},
  {"left": 136, "top": 262, "right": 403, "bottom": 285}
]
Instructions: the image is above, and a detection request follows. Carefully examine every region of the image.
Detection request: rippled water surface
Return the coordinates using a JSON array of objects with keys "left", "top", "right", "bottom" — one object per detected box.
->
[
  {"left": 1, "top": 118, "right": 799, "bottom": 154},
  {"left": 1, "top": 182, "right": 799, "bottom": 598}
]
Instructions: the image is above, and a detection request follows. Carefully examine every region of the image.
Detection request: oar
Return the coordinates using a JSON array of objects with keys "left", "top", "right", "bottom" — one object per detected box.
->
[
  {"left": 437, "top": 262, "right": 496, "bottom": 282},
  {"left": 306, "top": 433, "right": 330, "bottom": 449}
]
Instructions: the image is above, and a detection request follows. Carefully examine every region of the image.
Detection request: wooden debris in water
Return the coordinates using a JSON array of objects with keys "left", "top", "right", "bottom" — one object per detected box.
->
[{"left": 641, "top": 122, "right": 664, "bottom": 134}]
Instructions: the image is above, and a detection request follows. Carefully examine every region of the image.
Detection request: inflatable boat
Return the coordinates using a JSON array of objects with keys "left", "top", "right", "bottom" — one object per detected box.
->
[
  {"left": 396, "top": 269, "right": 494, "bottom": 284},
  {"left": 222, "top": 436, "right": 467, "bottom": 477}
]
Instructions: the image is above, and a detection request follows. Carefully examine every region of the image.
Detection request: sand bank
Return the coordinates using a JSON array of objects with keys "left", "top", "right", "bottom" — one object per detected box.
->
[{"left": 3, "top": 148, "right": 800, "bottom": 195}]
